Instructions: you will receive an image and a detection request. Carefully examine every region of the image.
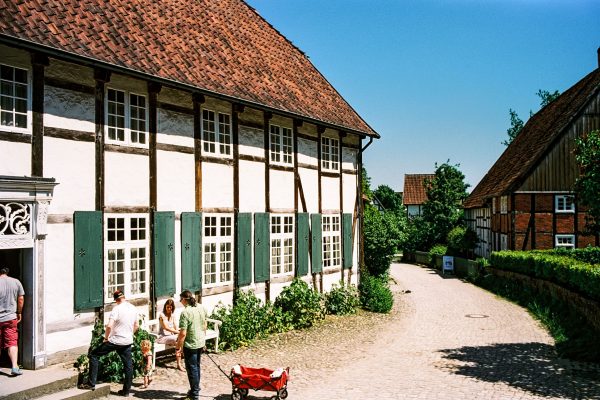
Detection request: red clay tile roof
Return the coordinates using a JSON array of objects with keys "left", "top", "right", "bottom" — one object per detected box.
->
[
  {"left": 402, "top": 174, "right": 434, "bottom": 205},
  {"left": 0, "top": 0, "right": 378, "bottom": 138},
  {"left": 464, "top": 68, "right": 600, "bottom": 208}
]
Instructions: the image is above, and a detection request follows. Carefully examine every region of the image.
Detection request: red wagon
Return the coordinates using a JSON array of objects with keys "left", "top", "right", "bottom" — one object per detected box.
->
[{"left": 229, "top": 365, "right": 289, "bottom": 400}]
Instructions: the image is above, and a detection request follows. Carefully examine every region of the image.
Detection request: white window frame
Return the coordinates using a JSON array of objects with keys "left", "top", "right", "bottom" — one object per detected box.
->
[
  {"left": 0, "top": 63, "right": 31, "bottom": 133},
  {"left": 555, "top": 234, "right": 575, "bottom": 249},
  {"left": 270, "top": 214, "right": 294, "bottom": 276},
  {"left": 500, "top": 196, "right": 508, "bottom": 214},
  {"left": 202, "top": 213, "right": 234, "bottom": 288},
  {"left": 322, "top": 215, "right": 341, "bottom": 269},
  {"left": 321, "top": 136, "right": 340, "bottom": 171},
  {"left": 105, "top": 87, "right": 149, "bottom": 147},
  {"left": 104, "top": 214, "right": 149, "bottom": 302},
  {"left": 201, "top": 108, "right": 232, "bottom": 157},
  {"left": 269, "top": 124, "right": 293, "bottom": 166},
  {"left": 555, "top": 195, "right": 575, "bottom": 213}
]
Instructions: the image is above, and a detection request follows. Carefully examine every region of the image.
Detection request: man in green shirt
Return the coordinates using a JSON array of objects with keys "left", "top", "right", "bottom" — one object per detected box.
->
[{"left": 176, "top": 290, "right": 207, "bottom": 400}]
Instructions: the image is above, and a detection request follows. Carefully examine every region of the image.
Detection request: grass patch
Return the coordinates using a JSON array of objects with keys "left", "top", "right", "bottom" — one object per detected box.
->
[{"left": 476, "top": 273, "right": 600, "bottom": 363}]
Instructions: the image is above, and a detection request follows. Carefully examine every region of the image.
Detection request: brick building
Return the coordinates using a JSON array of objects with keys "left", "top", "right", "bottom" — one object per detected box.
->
[
  {"left": 464, "top": 52, "right": 600, "bottom": 258},
  {"left": 402, "top": 174, "right": 434, "bottom": 218}
]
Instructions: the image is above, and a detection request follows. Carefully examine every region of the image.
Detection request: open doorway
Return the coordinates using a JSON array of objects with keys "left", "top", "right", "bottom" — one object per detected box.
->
[{"left": 0, "top": 249, "right": 24, "bottom": 368}]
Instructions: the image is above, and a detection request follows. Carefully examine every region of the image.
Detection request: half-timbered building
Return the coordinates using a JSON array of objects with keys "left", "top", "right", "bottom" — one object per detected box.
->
[
  {"left": 464, "top": 53, "right": 600, "bottom": 258},
  {"left": 402, "top": 174, "right": 434, "bottom": 218},
  {"left": 0, "top": 0, "right": 378, "bottom": 369}
]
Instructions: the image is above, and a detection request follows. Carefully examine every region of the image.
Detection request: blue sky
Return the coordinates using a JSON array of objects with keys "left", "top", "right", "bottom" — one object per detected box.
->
[{"left": 246, "top": 0, "right": 600, "bottom": 192}]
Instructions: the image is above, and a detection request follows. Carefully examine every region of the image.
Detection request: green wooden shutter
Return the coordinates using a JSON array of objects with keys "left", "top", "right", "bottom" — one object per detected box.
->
[
  {"left": 74, "top": 211, "right": 103, "bottom": 311},
  {"left": 254, "top": 213, "right": 270, "bottom": 282},
  {"left": 237, "top": 213, "right": 252, "bottom": 286},
  {"left": 343, "top": 213, "right": 353, "bottom": 269},
  {"left": 154, "top": 211, "right": 176, "bottom": 297},
  {"left": 296, "top": 213, "right": 310, "bottom": 276},
  {"left": 310, "top": 214, "right": 322, "bottom": 273},
  {"left": 181, "top": 212, "right": 202, "bottom": 292}
]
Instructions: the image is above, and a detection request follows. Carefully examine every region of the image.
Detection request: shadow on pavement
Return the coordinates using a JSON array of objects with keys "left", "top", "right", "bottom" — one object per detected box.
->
[
  {"left": 132, "top": 388, "right": 182, "bottom": 399},
  {"left": 438, "top": 342, "right": 600, "bottom": 399}
]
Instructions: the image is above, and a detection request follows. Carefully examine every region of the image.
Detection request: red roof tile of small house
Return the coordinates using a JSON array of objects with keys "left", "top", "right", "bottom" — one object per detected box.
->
[
  {"left": 402, "top": 174, "right": 434, "bottom": 205},
  {"left": 464, "top": 68, "right": 600, "bottom": 209},
  {"left": 0, "top": 0, "right": 377, "bottom": 138}
]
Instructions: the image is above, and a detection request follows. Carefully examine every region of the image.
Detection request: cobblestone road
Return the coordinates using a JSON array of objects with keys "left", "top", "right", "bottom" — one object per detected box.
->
[{"left": 109, "top": 263, "right": 600, "bottom": 400}]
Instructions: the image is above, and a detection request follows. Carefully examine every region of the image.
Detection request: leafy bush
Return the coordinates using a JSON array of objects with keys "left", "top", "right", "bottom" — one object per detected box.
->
[
  {"left": 403, "top": 216, "right": 435, "bottom": 253},
  {"left": 274, "top": 279, "right": 325, "bottom": 329},
  {"left": 551, "top": 246, "right": 600, "bottom": 265},
  {"left": 77, "top": 318, "right": 154, "bottom": 384},
  {"left": 446, "top": 226, "right": 478, "bottom": 258},
  {"left": 359, "top": 274, "right": 393, "bottom": 313},
  {"left": 428, "top": 244, "right": 447, "bottom": 265},
  {"left": 211, "top": 290, "right": 292, "bottom": 350},
  {"left": 364, "top": 204, "right": 404, "bottom": 276},
  {"left": 324, "top": 283, "right": 360, "bottom": 315},
  {"left": 490, "top": 251, "right": 600, "bottom": 302}
]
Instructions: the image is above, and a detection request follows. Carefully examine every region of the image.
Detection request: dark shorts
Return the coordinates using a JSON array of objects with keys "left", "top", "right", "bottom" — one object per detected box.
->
[{"left": 0, "top": 319, "right": 18, "bottom": 349}]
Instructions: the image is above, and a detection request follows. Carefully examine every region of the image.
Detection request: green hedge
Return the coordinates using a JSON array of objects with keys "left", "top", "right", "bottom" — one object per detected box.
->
[{"left": 490, "top": 251, "right": 600, "bottom": 302}]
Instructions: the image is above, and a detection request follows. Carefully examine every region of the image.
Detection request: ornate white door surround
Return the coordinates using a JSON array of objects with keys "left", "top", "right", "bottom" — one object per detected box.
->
[{"left": 0, "top": 176, "right": 58, "bottom": 369}]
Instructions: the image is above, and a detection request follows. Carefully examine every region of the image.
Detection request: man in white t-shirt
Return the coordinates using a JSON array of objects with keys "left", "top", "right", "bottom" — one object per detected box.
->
[{"left": 80, "top": 289, "right": 139, "bottom": 397}]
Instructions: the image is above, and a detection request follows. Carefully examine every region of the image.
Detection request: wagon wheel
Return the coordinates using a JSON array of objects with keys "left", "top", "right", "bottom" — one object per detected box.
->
[
  {"left": 280, "top": 388, "right": 288, "bottom": 399},
  {"left": 231, "top": 391, "right": 242, "bottom": 400},
  {"left": 239, "top": 388, "right": 249, "bottom": 398}
]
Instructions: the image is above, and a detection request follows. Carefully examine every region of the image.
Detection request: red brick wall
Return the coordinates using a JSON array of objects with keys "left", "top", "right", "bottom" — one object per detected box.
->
[
  {"left": 514, "top": 194, "right": 530, "bottom": 212},
  {"left": 556, "top": 214, "right": 575, "bottom": 234},
  {"left": 535, "top": 194, "right": 553, "bottom": 212},
  {"left": 535, "top": 213, "right": 553, "bottom": 233}
]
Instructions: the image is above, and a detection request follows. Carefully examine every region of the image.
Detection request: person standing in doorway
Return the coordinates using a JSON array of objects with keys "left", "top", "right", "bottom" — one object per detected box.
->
[
  {"left": 79, "top": 289, "right": 139, "bottom": 397},
  {"left": 176, "top": 290, "right": 207, "bottom": 400},
  {"left": 0, "top": 266, "right": 25, "bottom": 376}
]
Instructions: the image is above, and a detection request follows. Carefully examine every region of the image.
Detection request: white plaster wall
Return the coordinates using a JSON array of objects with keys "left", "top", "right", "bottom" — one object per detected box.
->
[
  {"left": 44, "top": 86, "right": 95, "bottom": 132},
  {"left": 46, "top": 325, "right": 92, "bottom": 355},
  {"left": 321, "top": 176, "right": 340, "bottom": 211},
  {"left": 239, "top": 161, "right": 265, "bottom": 212},
  {"left": 159, "top": 87, "right": 192, "bottom": 109},
  {"left": 239, "top": 126, "right": 264, "bottom": 158},
  {"left": 202, "top": 163, "right": 233, "bottom": 209},
  {"left": 269, "top": 170, "right": 294, "bottom": 210},
  {"left": 297, "top": 138, "right": 318, "bottom": 166},
  {"left": 105, "top": 152, "right": 149, "bottom": 206},
  {"left": 157, "top": 109, "right": 194, "bottom": 148},
  {"left": 270, "top": 280, "right": 294, "bottom": 301},
  {"left": 343, "top": 173, "right": 358, "bottom": 214},
  {"left": 109, "top": 73, "right": 147, "bottom": 94},
  {"left": 323, "top": 272, "right": 344, "bottom": 293},
  {"left": 46, "top": 59, "right": 94, "bottom": 86},
  {"left": 157, "top": 150, "right": 194, "bottom": 212},
  {"left": 298, "top": 169, "right": 318, "bottom": 213},
  {"left": 342, "top": 147, "right": 358, "bottom": 171},
  {"left": 45, "top": 223, "right": 76, "bottom": 323},
  {"left": 202, "top": 292, "right": 234, "bottom": 315},
  {"left": 44, "top": 137, "right": 95, "bottom": 214},
  {"left": 0, "top": 141, "right": 30, "bottom": 176}
]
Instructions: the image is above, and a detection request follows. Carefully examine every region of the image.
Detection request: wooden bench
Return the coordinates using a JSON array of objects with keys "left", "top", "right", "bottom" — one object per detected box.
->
[{"left": 143, "top": 317, "right": 222, "bottom": 370}]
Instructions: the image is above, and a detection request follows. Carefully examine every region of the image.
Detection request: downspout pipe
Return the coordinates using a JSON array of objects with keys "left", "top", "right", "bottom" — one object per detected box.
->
[{"left": 357, "top": 136, "right": 374, "bottom": 280}]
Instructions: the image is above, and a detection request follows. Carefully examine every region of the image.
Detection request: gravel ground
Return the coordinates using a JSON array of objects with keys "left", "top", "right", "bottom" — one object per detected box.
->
[{"left": 107, "top": 263, "right": 600, "bottom": 400}]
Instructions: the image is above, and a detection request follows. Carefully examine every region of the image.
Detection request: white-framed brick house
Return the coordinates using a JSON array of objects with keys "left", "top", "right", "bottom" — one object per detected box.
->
[{"left": 0, "top": 0, "right": 378, "bottom": 369}]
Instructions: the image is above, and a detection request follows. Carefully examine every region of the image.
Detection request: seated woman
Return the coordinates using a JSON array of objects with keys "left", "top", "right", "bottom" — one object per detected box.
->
[{"left": 157, "top": 298, "right": 185, "bottom": 371}]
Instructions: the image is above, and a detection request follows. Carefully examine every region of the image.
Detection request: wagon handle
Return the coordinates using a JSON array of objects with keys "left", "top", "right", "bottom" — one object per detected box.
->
[{"left": 205, "top": 352, "right": 232, "bottom": 380}]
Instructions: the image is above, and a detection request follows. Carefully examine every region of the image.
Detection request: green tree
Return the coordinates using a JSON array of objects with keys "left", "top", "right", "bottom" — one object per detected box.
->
[
  {"left": 574, "top": 130, "right": 600, "bottom": 236},
  {"left": 503, "top": 89, "right": 561, "bottom": 146},
  {"left": 421, "top": 162, "right": 470, "bottom": 245},
  {"left": 363, "top": 203, "right": 402, "bottom": 276},
  {"left": 361, "top": 166, "right": 372, "bottom": 198},
  {"left": 374, "top": 184, "right": 403, "bottom": 212}
]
